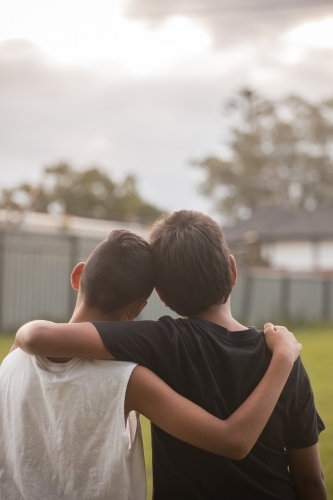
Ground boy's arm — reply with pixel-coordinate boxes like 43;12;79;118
15;320;295;362
15;320;114;359
17;320;304;458
126;329;300;460
287;445;327;500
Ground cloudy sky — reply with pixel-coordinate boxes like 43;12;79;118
1;0;333;217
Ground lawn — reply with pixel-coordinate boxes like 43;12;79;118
1;326;332;499
294;326;333;491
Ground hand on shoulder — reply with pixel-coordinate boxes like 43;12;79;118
263;323;302;364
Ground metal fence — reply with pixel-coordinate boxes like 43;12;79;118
0;229;332;332
230;268;333;326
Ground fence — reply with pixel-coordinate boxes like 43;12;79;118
230;268;333;326
0;229;332;332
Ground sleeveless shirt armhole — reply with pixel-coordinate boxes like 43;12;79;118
118;362;139;450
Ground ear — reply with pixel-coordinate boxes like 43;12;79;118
125;298;148;321
155;288;169;307
71;262;85;291
229;255;237;286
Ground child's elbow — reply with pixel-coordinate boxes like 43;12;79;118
231;448;249;461
16;321;48;354
21;330;41;354
225;442;250;461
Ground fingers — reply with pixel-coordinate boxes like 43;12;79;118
263;322;302;362
264;323;282;333
264;323;288;332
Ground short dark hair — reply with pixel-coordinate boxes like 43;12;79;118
80;230;154;313
150;210;233;316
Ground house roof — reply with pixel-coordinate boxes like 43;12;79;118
0;210;151;240
223;206;333;245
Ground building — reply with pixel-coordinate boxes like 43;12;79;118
224;206;333;273
0;209;151;240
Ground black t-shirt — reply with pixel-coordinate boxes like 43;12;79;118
93;316;324;500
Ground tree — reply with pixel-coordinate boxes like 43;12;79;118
0;163;163;223
196;89;333;221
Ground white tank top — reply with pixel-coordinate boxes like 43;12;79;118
0;349;146;500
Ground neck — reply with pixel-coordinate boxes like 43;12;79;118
69;302;125;323
195;298;247;331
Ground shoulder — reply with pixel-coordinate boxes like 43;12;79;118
0;349;37;390
1;348;32;369
289;358;311;389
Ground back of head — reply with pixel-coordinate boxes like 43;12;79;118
80;230;154;313
150;210;233;316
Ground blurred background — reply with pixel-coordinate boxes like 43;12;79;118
1;0;333;493
1;0;333;216
1;0;333;328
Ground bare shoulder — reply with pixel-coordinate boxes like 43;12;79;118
126;365;163;397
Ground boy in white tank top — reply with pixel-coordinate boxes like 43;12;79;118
2;230;302;499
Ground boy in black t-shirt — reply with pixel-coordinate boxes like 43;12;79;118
6;229;303;498
15;211;326;499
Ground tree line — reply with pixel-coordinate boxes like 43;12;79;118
196;89;333;221
1;89;333;223
0;163;163;223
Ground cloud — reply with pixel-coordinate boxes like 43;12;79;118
1;1;333;216
0;40;221;213
124;0;333;49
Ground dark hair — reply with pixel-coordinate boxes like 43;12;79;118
80;230;154;313
150;210;233;316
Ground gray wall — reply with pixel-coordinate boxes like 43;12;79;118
0;229;332;332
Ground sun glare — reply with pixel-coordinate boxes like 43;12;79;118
0;0;211;75
286;17;333;50
109;17;212;75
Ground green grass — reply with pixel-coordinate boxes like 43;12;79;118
140;416;152;499
1;327;332;498
293;326;333;492
0;335;15;360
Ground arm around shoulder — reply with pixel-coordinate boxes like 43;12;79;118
125;365;248;460
287;444;327;500
15;320;114;359
126;325;302;459
126;351;295;461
